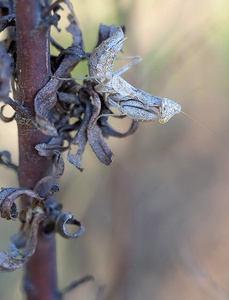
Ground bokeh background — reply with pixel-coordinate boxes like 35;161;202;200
1;0;229;299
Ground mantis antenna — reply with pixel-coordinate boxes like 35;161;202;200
180;110;216;134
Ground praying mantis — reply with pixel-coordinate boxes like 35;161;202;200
88;27;181;124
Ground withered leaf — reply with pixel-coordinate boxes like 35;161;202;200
0;13;15;33
0;188;43;220
66;13;84;48
55;212;85;239
57;91;80;105
87;89;113;165
35;115;58;137
67;94;93;171
0;150;11;164
34;176;58;198
88;124;113;165
0;213;45;272
101;119;139;138
34;46;86;136
0;150;18;172
0;42;12;102
0;104;15;122
35;138;65;178
54;150;65;178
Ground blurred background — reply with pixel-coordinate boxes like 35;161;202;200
1;0;229;299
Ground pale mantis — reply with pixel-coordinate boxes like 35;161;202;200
88;27;181;124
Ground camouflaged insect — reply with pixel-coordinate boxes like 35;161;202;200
88;27;181;123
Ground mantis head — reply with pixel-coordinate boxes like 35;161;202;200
159;98;181;124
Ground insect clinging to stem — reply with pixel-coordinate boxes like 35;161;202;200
54;26;213;133
87;26;181;124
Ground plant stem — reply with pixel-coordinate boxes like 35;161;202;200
15;0;58;299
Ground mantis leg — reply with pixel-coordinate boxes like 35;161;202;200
108;97;158;122
114;56;142;76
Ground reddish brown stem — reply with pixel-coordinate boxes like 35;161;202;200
15;0;58;299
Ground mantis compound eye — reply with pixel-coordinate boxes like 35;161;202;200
159;98;181;124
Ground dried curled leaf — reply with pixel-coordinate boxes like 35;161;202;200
67;94;93;171
66;12;84;48
0;13;15;33
0;150;18;172
34;14;85;136
101;119;139;138
55;212;85;239
35;137;65;178
0;213;45;272
88;124;113;165
34;46;86;136
0;42;12;102
0;187;43;220
34;176;57;197
0;104;15;122
32;22;140;172
87;89;113;165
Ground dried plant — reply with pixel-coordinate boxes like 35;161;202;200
0;0;137;298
